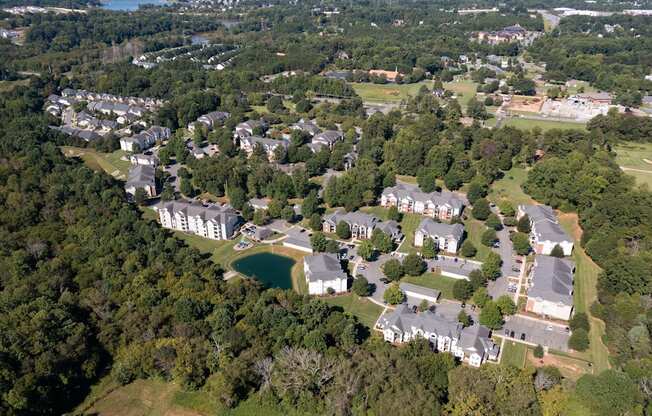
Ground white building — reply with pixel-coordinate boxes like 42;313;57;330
239;136;289;161
377;304;499;367
125;165;157;198
517;205;574;256
304;253;348;295
381;182;466;221
526;255;575;321
156;200;239;240
414;218;464;254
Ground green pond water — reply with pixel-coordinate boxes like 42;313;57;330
232;252;295;289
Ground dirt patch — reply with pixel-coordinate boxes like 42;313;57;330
643;158;652;165
557;212;582;241
527;350;590;379
507;95;544;113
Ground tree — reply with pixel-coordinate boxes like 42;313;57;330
383;284;406;305
281;206;295;222
241;203;254;221
453;280;474;301
418;299;429;312
473;287;491;308
496;295;516;315
180;177;194;197
568;328;589;351
253;209;269;226
403;253;426;276
160;183;175;201
421;237;437;259
134;188;147;205
482;252;502;280
533;345;544;359
460;240;477;258
485;213;502;231
310;231;329;252
467;98;488;120
510;232;530;255
479;301;503;329
371;229;393;253
382;258;404;281
336;221;351;239
472;198;491;220
358;240;374;261
352;276;371;297
309;213;322;231
550;244;564;258
517;215;531;233
575;370;642;416
534;366;562;391
481;228;498;247
458;310;472;327
302;191;319;218
569;312;590;332
387;205;401;221
498;201;515;217
469;269;486;290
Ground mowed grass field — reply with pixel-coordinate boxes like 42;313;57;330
323;293;384;329
614;142;652;188
401;273;458;300
61;146;131;179
499;339;528;368
500;117;587;132
351;80;434;102
488;167;535;207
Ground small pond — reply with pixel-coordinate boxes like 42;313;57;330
232;252;295;289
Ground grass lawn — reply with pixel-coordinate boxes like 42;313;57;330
359;206;422;254
401;273;457;300
500;339;528;368
462;218;492;261
444;79;478;109
558;214;611;373
61;146;131;179
350;80;434;103
323;293;384;328
488;166;535;207
614;142;652;188
501;117;587;132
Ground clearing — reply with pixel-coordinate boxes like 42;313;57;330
323;293;384;329
528;349;594;380
462;218;492;261
488;167;535;206
500;117;587;132
444;79;479;108
614;142;652;188
499;338;528;368
401;273;457;300
351;80;434;103
61;146;131;179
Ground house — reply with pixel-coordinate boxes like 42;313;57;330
322;210;380;240
156;200;239;240
380;182;466;221
283;228;313;253
239;136;289;161
188;111;230;132
249;198;270;211
311;130;343;150
399;282;440;305
517;205;574;255
369;69;403;82
377;304;499;367
304;253;348;295
253;227;273;241
290;119;321;137
125;165;157;198
571;92;612;105
323;70;352;81
414;218;464;254
50;125;102;142
130;153;159;167
120;126;170;152
343;152;357;170
526;255;575;321
376;220;404;242
475;24;537;45
235;119;268;138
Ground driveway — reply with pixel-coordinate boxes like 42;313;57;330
501;315;570;351
356;253;396;305
487;205;520;299
163;163;181;192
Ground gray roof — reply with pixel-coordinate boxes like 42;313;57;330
520;204;556;223
198;111;230;125
417;218;464;241
242;136;289;149
400;282;441;301
379;304;463;339
642;95;652;105
284;228;313;250
323;209;379;228
157;200;238;225
304;253;346;282
576;92;612;101
458;324;498;356
382;182;466;210
529;255;575;306
50;125;102;142
291;120;321;135
376;220;402;239
312;130;343;145
520;204;571;243
126;165;156;187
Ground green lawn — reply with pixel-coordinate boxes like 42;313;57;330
488;167;535;206
359;206;422;254
351;80;434;103
401;273;457;300
61;146;131;179
500;339;528;368
558;215;611;373
501;117;587;132
614;142;652;188
323;293;384;329
462;218;492;261
444;79;478;109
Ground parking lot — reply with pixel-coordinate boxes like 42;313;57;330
502;315;570;351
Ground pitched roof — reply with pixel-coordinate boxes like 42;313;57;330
323;209;379;228
382;182;466;210
529;255;575;305
417;218;464;241
312;130;343;145
157;200;238;225
126;165;156;188
399;282;441;301
304;253;347;282
519;204;572;243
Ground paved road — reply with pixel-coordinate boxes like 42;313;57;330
502;314;570;351
487;205;519;299
356;253;396;305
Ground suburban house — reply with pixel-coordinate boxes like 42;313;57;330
304;253;348;295
61;88;164;109
188;111;230;132
239;136;289;161
323;210;403;241
311;130;343;150
120;126;171;152
234;119;268;138
129;153;159;167
517;204;574;255
380;182;466;221
414;218;465;254
474;24;539;45
87;100;146;118
377;304;499;367
51;125;102;142
156;200;239;240
249;198;270;211
290;119;321;136
526;255;575;321
125;165;157;198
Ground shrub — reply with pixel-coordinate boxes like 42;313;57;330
352;277;371;297
460;240;477;257
533;345;544;359
568;328;590;351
